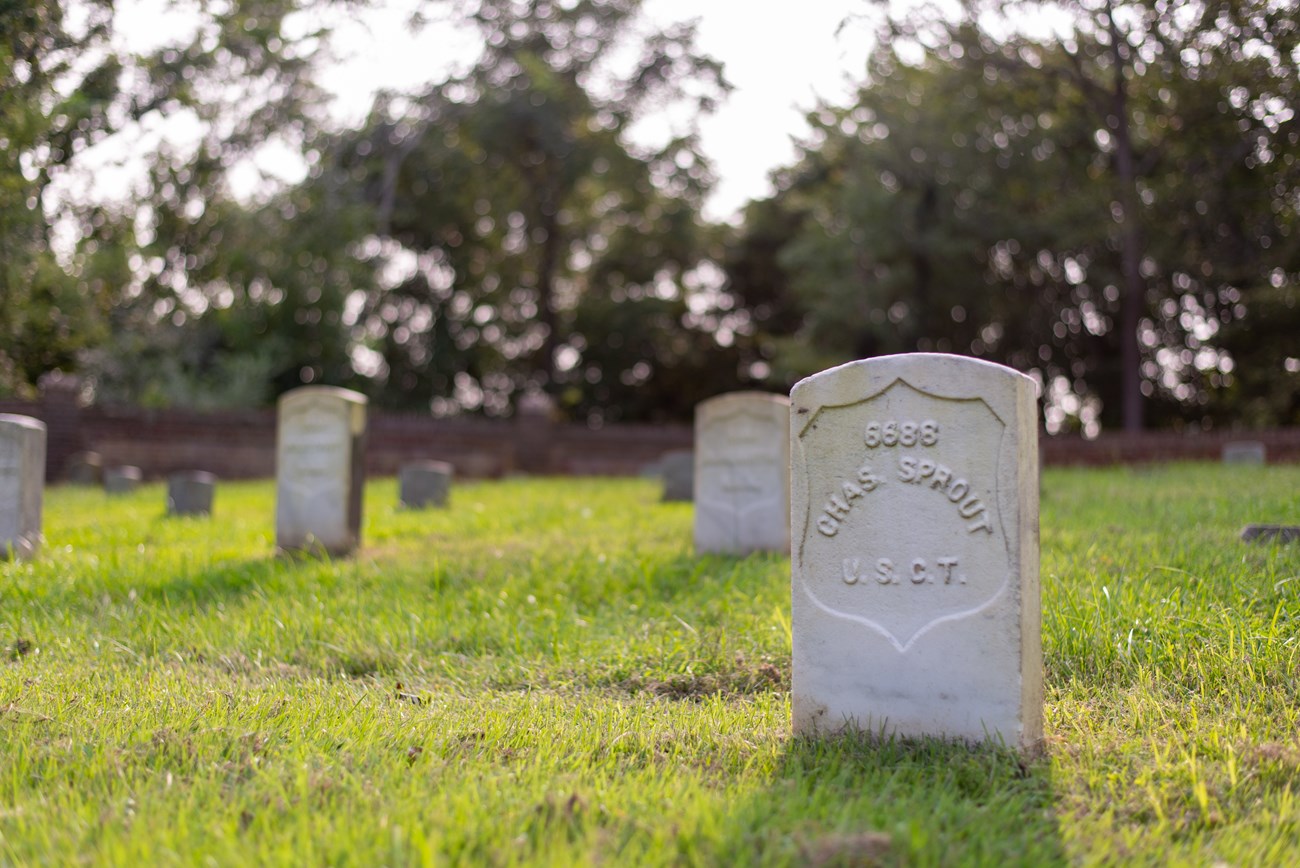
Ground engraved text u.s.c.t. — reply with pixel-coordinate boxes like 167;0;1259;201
795;378;1013;653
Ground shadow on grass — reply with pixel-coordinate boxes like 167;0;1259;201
139;553;303;612
626;550;788;604
719;732;1063;866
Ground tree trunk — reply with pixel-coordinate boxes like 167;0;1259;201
1107;1;1146;432
535;212;562;388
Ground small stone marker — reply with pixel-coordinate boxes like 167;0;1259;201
275;386;367;555
1222;441;1266;465
660;450;694;502
695;392;790;555
0;415;46;560
1240;525;1300;544
63;451;103;485
168;471;216;517
399;460;452;509
790;354;1042;750
104;465;142;494
639;456;664;478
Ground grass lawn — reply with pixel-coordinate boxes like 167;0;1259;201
2;464;1299;865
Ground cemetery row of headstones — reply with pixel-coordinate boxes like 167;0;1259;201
655;360;1041;748
2;356;1295;752
1;387;455;561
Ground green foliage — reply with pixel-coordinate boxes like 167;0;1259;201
314;0;740;419
4;0;1296;430
0;0;363;403
2;468;1300;863
76;0;368;403
0;0;116;395
729;0;1300;430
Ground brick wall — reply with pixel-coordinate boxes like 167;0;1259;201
5;381;1299;481
1040;429;1300;465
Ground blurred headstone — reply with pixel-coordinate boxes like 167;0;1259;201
694;392;790;555
660;450;694;502
275;386;367;555
168;470;216;517
514;391;557;474
0;415;46;560
63;451;103;486
399;460;453;509
1240;525;1299;544
104;465;142;494
1222;441;1266;465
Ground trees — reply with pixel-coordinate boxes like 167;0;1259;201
727;0;1299;430
0;1;117;395
1;0;362;403
315;0;739;419
4;0;748;420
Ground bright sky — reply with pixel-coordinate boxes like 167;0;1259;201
288;0;876;222
88;1;876;224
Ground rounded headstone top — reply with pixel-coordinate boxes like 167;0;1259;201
0;414;46;432
696;391;791;414
792;353;1040;405
402;460;454;473
278;385;369;408
170;470;218;484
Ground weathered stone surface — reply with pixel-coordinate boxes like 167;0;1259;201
1240;524;1299;544
1222;441;1266;465
104;465;142;494
660;450;694;502
0;415;45;560
639;456;664;478
275;386;367;555
790;353;1042;751
399;460;452;509
694;392;790;555
168;471;217;517
63;451;103;485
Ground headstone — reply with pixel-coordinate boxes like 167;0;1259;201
694;392;790;555
660;450;694;502
168;470;216;517
514;391;557;474
275;386;367;555
0;415;45;560
63;451;103;485
1240;525;1300;544
790;354;1042;751
1222;441;1266;465
104;465;142;494
399;460;452;509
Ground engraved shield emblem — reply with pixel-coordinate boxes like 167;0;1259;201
795;379;1013;652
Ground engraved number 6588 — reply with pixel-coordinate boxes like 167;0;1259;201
865;419;939;448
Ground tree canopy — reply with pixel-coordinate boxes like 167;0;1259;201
313;0;739;420
3;0;1296;430
726;0;1299;432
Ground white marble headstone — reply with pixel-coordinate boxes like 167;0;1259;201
1222;441;1266;465
275;387;368;555
790;354;1041;750
694;392;790;555
0;415;46;560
